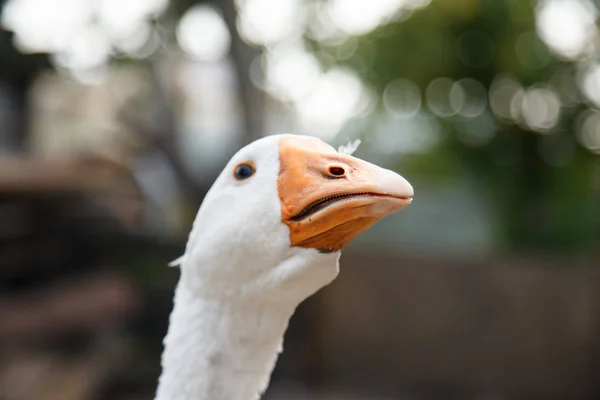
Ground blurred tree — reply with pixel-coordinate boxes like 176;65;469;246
169;0;265;142
2;0;599;254
0;0;262;207
315;0;600;254
0;28;49;150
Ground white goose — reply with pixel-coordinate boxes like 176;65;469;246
155;134;413;400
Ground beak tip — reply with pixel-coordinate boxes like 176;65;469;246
397;175;414;199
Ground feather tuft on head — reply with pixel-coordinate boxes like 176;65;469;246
337;139;361;155
168;255;185;267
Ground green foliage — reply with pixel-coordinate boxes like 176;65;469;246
322;0;600;253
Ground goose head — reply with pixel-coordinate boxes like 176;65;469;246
180;134;413;304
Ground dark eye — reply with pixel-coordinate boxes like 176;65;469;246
328;166;346;177
233;162;256;181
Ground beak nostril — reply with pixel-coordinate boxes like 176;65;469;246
328;166;346;177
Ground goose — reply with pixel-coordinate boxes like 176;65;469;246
155;134;413;400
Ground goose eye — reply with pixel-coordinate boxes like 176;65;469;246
234;162;256;181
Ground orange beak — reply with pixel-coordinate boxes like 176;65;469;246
278;136;413;252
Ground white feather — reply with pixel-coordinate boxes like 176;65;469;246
337;138;361;155
168;255;185;267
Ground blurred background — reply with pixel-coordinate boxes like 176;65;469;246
0;0;599;399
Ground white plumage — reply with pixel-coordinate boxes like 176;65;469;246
155;134;413;400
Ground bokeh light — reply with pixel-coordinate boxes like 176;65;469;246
536;0;598;60
327;0;404;36
236;0;303;45
426;77;457;118
489;75;523;122
520;86;561;132
382;78;422;118
295;67;368;139
264;44;321;102
577;110;600;153
327;0;430;36
453;78;487;118
1;0;167;79
177;5;231;63
579;62;600;108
